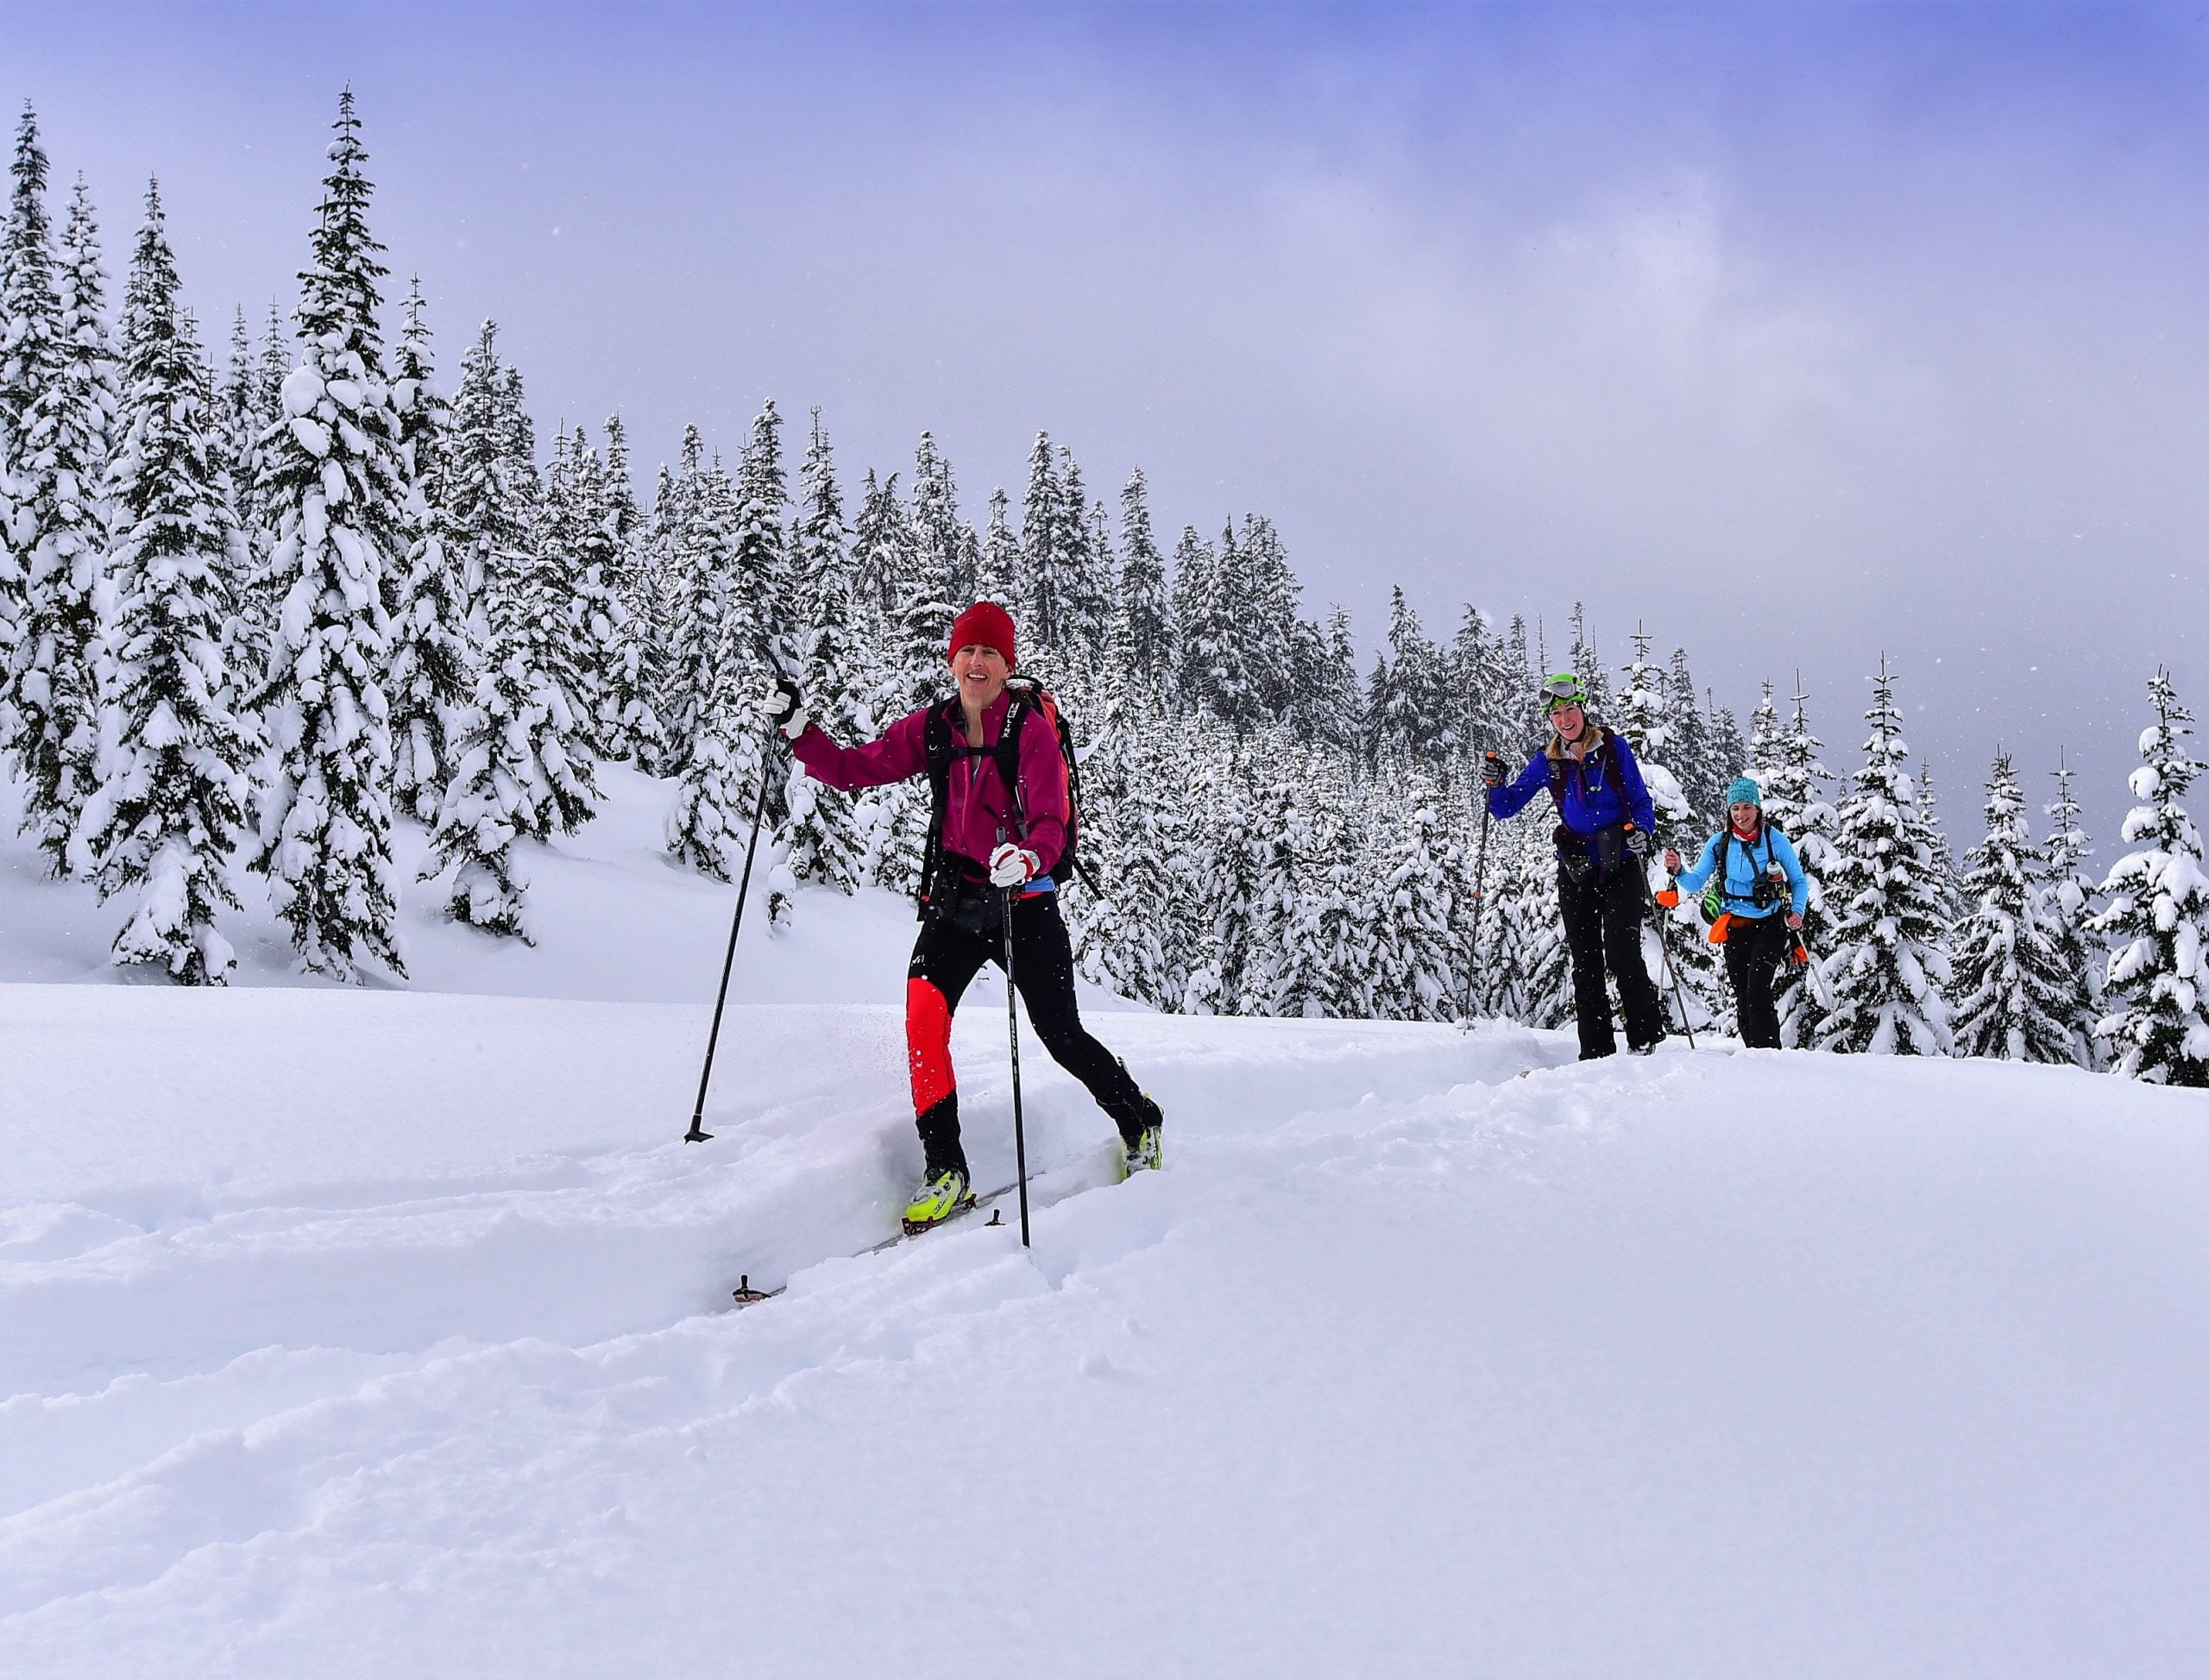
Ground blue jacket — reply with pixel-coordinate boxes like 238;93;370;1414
1487;727;1658;855
1675;822;1809;920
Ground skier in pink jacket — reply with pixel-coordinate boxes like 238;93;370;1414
775;601;1163;1230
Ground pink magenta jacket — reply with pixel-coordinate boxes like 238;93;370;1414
789;689;1068;878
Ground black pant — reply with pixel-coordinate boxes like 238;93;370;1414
905;887;1156;1177
1557;862;1666;1058
1723;912;1790;1050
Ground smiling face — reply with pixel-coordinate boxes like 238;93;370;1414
1549;701;1587;741
952;643;1010;713
1730;801;1760;833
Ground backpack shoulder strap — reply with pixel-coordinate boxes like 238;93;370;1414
994;689;1035;836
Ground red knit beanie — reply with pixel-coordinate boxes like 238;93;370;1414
947;601;1016;668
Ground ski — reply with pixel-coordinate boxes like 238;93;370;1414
728;1180;1020;1309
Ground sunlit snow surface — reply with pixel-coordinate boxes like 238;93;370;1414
0;771;2205;1677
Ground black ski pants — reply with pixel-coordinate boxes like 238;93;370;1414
1723;911;1791;1050
905;886;1156;1178
1557;861;1667;1058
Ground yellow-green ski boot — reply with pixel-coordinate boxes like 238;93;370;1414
902;1166;972;1236
1121;1122;1164;1180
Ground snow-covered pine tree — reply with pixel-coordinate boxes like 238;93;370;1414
1018;431;1064;653
1114;467;1171;691
214;299;275;690
545;425;628;762
594;413;667;770
385;279;475;824
859;469;954;897
664;479;771;882
1180;732;1262;1015
777;407;868;900
0;103;68;742
1193;521;1260;731
732;398;790;651
419;552;582;943
1948;751;2079;1063
977;485;1018;611
1565;601;1613;718
1169;525;1214;708
10;166;116;873
74;181;259;983
1745;682;1781;786
2039;752;2103;1067
248;91;408;982
1916;758;1965;925
1240;739;1323;1017
2092;670;2209;1085
1070;720;1183;1010
1366;783;1459;1021
1816;655;1953;1056
1759;676;1840;1048
910;431;966;613
1665;648;1724;821
653;424;717;772
1052;446;1110;664
1368;586;1442;769
1307;606;1363;758
849;464;909;632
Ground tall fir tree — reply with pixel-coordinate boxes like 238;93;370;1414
665;472;771;881
0;103;66;739
654;423;717;771
909;431;966;610
2092;671;2209;1085
1948;752;2080;1063
385;279;475;824
74;182;258;983
1113;466;1172;689
11;166;116;873
1816;656;1953;1055
1760;676;1840;1048
1018;431;1064;652
594;413;667;769
2039;752;2103;1067
249;91;408;981
777;407;868;900
977;484;1019;611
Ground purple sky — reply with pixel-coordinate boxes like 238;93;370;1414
8;1;2206;843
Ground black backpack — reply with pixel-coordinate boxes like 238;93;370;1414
916;679;1095;917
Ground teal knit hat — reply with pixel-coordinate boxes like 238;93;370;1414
1725;777;1762;808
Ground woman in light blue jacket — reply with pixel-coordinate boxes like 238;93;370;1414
1663;777;1809;1050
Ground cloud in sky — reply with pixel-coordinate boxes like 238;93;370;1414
5;0;2206;834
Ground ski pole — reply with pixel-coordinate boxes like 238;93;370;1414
1458;756;1497;1022
682;740;777;1144
996;828;1033;1249
1637;840;1696;1050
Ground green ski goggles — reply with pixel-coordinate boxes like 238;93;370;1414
1539;673;1587;713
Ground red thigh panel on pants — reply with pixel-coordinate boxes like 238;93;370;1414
906;977;956;1116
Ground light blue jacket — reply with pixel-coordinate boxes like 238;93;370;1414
1674;823;1809;920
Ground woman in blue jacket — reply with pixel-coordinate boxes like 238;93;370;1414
1484;673;1667;1060
1663;777;1809;1050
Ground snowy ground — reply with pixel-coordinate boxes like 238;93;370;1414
2;771;2206;1677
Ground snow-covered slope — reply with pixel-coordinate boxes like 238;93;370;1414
1;774;2205;1677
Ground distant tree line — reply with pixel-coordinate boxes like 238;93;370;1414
1;95;2201;1086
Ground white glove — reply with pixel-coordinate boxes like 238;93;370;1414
988;842;1041;889
768;671;808;740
